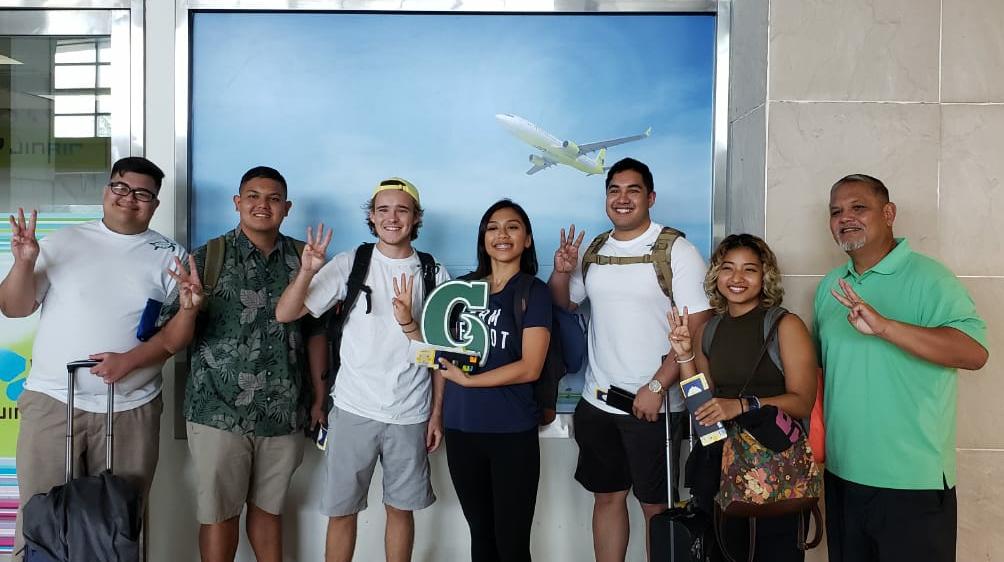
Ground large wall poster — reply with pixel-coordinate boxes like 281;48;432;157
190;11;717;415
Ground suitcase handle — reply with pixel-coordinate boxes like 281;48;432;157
65;360;114;483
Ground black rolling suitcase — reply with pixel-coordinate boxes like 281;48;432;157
649;394;709;561
22;360;143;562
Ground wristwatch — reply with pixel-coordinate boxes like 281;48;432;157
647;378;665;395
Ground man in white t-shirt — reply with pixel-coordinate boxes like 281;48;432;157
0;157;185;560
276;177;449;562
549;158;712;562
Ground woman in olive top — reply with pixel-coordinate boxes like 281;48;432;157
668;233;817;562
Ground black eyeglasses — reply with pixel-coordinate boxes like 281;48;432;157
108;181;157;203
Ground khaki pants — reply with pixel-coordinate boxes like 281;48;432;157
13;390;162;560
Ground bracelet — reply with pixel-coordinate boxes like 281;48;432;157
402;325;419;334
742;395;761;411
738;398;746;414
675;354;696;364
397;319;415;327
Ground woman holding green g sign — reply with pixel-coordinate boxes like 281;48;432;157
438;199;552;562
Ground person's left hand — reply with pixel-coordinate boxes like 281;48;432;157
426;412;443;453
167;255;204;310
309;399;326;431
831;278;890;336
88;352;133;384
694;397;743;426
437;358;472;386
633;385;662;422
392;273;416;328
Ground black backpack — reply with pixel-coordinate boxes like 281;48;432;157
456;272;586;425
324;243;439;409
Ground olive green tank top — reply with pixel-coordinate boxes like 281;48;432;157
707;307;786;399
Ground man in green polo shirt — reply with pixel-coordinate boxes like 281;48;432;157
813;174;988;562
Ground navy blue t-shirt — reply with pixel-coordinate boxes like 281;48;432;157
443;274;553;433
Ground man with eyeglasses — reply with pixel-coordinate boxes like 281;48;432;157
0;156;185;561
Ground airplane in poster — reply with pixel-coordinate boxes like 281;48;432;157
495;113;652;176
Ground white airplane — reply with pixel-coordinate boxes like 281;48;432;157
495;113;652;175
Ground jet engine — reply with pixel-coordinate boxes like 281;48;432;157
529;154;548;166
561;140;581;156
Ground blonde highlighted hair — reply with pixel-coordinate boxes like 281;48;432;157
704;233;784;314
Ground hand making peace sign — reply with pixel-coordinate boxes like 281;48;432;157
302;223;332;274
554;224;585;274
167;255;204;310
8;208;39;265
831;278;890;336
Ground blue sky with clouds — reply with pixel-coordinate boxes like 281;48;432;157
191;12;715;275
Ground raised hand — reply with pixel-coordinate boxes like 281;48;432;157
392;273;416;327
553;224;585;274
8;208;39;265
667;305;693;357
831;278;889;336
167;255;204;310
301;223;332;274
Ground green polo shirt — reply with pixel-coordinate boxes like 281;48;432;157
813;239;987;489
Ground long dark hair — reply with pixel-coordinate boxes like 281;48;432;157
469;199;539;279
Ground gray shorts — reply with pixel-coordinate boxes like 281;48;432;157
322;407;435;517
187;422;305;524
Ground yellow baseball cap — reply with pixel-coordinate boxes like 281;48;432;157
372;177;420;205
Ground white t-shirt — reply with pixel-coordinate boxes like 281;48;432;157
304;245;450;425
25;220;186;413
569;222;710;414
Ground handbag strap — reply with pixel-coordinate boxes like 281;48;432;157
716;504;823;561
793;503;824;550
715;504;756;562
737;311;786;397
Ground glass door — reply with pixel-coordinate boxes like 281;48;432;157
0;9;133;557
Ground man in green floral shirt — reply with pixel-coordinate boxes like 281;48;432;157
155;166;326;562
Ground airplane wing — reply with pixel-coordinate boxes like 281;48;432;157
577;127;653;155
526;155;558;175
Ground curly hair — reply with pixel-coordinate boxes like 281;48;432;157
704;233;784;314
362;195;424;241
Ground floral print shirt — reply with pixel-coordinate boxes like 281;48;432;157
159;228;322;436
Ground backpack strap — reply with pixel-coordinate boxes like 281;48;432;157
292;239;306;261
344;243;375;315
700;313;724;359
203;235;227;292
650;227;683;305
580;230;612;280
763;306;789;375
509;273;534;358
416;250;438;301
581;227;684;304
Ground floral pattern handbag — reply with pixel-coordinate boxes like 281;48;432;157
715;422;822;518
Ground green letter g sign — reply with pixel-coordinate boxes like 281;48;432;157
421;280;490;364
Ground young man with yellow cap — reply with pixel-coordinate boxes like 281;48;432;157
276;177;449;562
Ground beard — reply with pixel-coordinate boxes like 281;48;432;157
838;236;866;252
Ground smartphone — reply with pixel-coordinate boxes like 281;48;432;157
315;424;329;451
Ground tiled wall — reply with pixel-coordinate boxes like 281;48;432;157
729;1;1003;560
